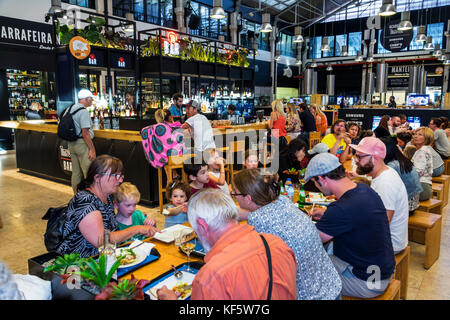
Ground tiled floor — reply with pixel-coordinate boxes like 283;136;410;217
0;153;449;299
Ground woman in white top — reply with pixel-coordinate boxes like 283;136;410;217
411;127;434;201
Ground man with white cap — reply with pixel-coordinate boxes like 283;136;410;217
182;100;216;153
305;153;395;298
350;136;409;255
65;89;96;193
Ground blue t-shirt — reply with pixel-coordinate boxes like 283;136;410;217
316;183;395;281
163;204;188;228
169;104;183;117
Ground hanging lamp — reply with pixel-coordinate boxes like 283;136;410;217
260;13;272;33
379;0;396;17
210;0;226;19
398;11;412;31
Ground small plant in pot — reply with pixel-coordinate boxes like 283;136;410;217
43;253;88;278
95;274;150;300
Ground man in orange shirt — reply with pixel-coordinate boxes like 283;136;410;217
157;188;297;300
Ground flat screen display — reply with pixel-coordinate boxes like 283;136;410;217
372;116;382;131
407;94;429;106
407;116;421;130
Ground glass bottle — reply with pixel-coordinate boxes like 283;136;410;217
101;229;117;280
298;182;306;208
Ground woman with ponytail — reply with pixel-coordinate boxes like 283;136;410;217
57;155;158;258
231;169;342;300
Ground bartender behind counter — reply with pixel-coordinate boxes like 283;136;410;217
388;96;397;108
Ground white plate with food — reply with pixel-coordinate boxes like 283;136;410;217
153;224;193;243
115;247;146;268
147;271;196;300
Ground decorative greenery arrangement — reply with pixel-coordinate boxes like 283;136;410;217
141;36;250;67
57;17;131;50
76;254;123;289
43;253;88;275
95;274;150;300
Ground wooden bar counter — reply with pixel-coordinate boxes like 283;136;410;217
0;120;269;206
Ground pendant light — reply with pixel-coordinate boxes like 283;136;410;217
121;12;134;32
310;59;318;68
433;44;442;57
438;53;446;61
210;0;226;19
367;54;375;63
260;13;272;33
295;58;302;65
321;37;330;51
398;11;412;31
326;64;333;71
379;0;396;17
424;36;434;50
293;26;304;43
355;50;363;62
274;50;281;61
415;26;427;42
341;45;348;56
444;56;450;65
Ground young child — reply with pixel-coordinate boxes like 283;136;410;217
113;182;156;241
205;149;230;195
162;180;191;228
183;159;219;195
243;149;259;169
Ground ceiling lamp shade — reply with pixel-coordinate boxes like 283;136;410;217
310;59;318;68
48;0;63;14
295;58;302;65
438;53;446;61
444;56;450;65
260;13;272;33
398;11;412;31
415;26;427;42
367;55;375;63
326;64;333;71
210;0;226;19
341;45;348;56
293;26;304;43
274;50;281;61
379;0;396;17
424;36;434;50
321;37;330;51
355;50;363;62
121;12;134;32
433;44;442;57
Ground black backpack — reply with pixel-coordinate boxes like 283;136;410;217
57;105;84;141
42;206;75;252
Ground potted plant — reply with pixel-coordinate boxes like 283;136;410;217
95;274;150;300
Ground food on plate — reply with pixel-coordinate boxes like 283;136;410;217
283;168;299;175
301;204;326;215
117;248;137;265
172;282;192;299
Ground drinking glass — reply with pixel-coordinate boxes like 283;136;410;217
173;230;182;248
180;233;196;272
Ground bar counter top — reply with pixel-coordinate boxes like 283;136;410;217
0;120;269;142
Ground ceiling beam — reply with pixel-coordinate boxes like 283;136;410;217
304;0;359;29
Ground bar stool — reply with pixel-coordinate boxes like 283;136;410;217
225;140;245;185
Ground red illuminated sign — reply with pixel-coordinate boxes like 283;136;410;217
167;31;178;44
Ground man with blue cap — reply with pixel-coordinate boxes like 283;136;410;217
305;153;395;299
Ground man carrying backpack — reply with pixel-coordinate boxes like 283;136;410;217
65;89;96;194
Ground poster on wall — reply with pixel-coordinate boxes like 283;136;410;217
380;20;413;52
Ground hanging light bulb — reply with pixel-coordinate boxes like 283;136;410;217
379;0;396;17
397;11;412;31
355;50;363;62
260;13;272;33
253;42;258;56
293;26;304;43
121;12;134;32
341;45;348;57
326;64;333;71
366;54;375;63
310;59;318;68
210;0;226;19
438;53;446;61
415;26;427;42
274;50;281;61
433;44;442;57
424;36;434;50
444;56;450;65
320;37;330;51
295;58;302;65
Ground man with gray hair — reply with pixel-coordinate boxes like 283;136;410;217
157;188;297;300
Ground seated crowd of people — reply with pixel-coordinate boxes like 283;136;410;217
47;97;450;300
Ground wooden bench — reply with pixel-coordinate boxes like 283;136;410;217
432;183;444;202
408;210;442;269
342;279;401;300
444;159;450;175
432;174;449;208
418;198;443;215
394;246;410;300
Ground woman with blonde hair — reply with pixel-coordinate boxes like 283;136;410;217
268;99;287;151
311;104;328;135
410;127;443;201
285;103;301;139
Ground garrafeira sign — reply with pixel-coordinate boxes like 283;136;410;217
380;19;413;52
0;15;53;50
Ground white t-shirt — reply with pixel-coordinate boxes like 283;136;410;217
371;166;409;253
186;114;216;152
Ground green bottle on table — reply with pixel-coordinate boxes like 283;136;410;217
298;183;306;208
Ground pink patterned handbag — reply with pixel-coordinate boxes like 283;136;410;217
141;121;185;169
